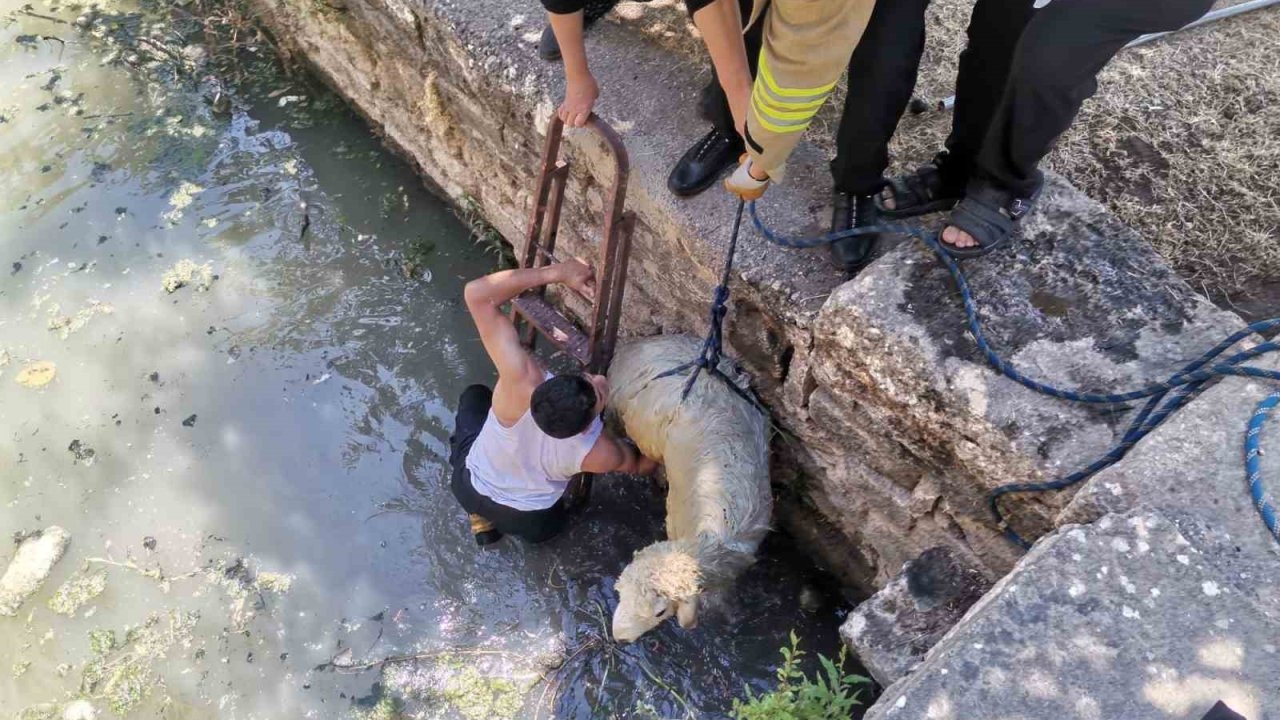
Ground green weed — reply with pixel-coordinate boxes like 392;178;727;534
731;632;871;720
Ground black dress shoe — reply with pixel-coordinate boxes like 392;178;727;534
538;0;620;62
538;25;562;62
829;191;880;274
668;127;743;198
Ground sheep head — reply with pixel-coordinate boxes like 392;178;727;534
612;539;702;643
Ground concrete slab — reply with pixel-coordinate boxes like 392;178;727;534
866;511;1279;720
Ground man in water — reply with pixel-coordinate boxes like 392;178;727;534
451;258;658;545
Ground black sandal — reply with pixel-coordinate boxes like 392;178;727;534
940;176;1043;259
875;152;965;219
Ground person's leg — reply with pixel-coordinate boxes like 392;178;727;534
497;499;571;544
829;0;929;198
827;0;930;273
448;385;504;545
940;0;1213;255
668;0;761;197
942;0;1038;182
974;0;1213;198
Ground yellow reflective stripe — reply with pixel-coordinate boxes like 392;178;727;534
758;51;839;99
752;108;810;134
757;80;829;108
753;84;826;121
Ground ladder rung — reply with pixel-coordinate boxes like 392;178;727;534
512;294;591;365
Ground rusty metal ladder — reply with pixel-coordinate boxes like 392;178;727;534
510;114;635;506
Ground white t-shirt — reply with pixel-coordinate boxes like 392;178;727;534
465;403;604;511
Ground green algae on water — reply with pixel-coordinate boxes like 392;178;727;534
89;628;118;656
48;569;108;616
438;659;525;720
81;610;199;715
255;571;294;594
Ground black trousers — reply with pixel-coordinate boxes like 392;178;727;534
831;0;1035;196
974;0;1212;196
448;385;569;543
831;0;1213;198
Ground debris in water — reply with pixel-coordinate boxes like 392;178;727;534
48;299;114;339
68;439;96;464
48;568;108;616
0;526;72;616
13;660;32;678
182;414;197;427
11;261;20;274
161;181;204;223
161;259;215;293
143;536;157;551
148;371;160;383
256;571;294;594
80;610;198;715
332;647;355;668
15;360;57;388
210;558;293;631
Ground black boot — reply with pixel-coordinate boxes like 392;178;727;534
829;192;880;274
538;0;620;62
667;127;743;198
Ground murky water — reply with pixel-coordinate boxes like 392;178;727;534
0;2;851;718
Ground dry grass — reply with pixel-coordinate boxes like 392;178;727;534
612;1;1280;314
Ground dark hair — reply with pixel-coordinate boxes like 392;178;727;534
530;374;598;439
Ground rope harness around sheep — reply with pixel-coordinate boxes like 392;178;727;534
658;199;1280;550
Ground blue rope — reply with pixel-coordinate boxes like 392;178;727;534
741;198;1280;548
654;199;767;415
1246;391;1280;542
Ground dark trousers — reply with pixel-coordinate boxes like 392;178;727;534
831;0;1212;198
448;385;568;543
975;0;1212;196
831;0;1035;196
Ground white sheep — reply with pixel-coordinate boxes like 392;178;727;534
605;334;772;642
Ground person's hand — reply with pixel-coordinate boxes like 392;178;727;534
558;73;598;128
557;257;596;300
724;154;770;200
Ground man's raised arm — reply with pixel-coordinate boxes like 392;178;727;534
463;260;596;384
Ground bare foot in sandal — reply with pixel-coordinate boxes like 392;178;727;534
941;225;979;250
874;152;965;220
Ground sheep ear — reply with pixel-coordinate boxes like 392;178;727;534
676;596;699;629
